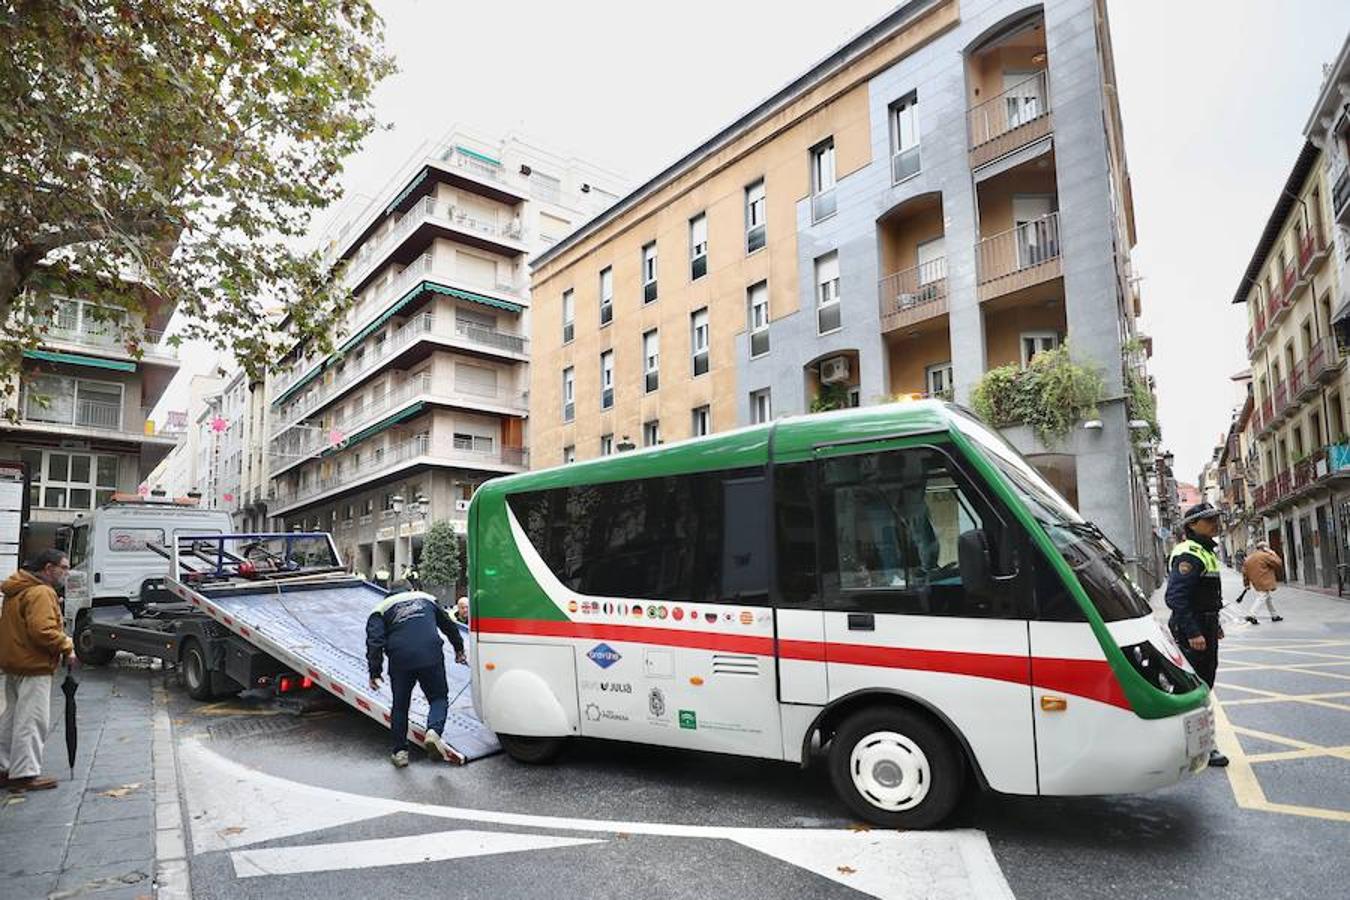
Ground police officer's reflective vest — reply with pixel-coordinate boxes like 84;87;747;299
1169;538;1222;613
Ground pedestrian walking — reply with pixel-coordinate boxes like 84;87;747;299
1241;541;1285;624
366;581;467;767
1165;503;1229;768
0;550;76;792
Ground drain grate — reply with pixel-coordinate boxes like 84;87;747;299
206;715;306;742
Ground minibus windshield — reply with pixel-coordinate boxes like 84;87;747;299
951;410;1153;621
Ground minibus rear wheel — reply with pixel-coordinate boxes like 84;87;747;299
829;707;964;828
498;734;564;764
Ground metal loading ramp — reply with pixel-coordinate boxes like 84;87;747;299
180;577;499;761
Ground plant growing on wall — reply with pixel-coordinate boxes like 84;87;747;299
1126;370;1161;444
971;344;1103;444
420;521;460;592
810;381;851;413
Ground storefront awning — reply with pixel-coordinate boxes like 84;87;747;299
322;402;426;456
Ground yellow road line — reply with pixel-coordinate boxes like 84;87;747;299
1246;745;1350;764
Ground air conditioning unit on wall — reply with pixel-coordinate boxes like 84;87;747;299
455;499;471;512
820;356;851;385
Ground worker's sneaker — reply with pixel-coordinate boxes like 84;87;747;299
424;730;465;765
390;750;410;768
6;776;58;792
1208;750;1229;768
1272;616;1284;622
1245;616;1260;625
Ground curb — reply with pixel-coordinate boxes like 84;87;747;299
151;684;191;900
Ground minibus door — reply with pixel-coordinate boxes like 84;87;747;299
776;608;828;704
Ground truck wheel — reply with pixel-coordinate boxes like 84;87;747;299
498;734;564;764
74;616;116;666
181;640;215;701
828;707;965;829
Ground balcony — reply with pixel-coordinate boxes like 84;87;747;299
1266;281;1288;328
1333;169;1350;226
1251;307;1268;350
1288;360;1307;403
1298;223;1329;277
1306;336;1343;385
976;212;1061;301
967;70;1051;168
878;257;948;333
1259;395;1275;435
1273;379;1290;422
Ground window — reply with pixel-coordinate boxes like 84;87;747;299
745;180;766;253
643;329;660;393
814;446;1021;617
815;252;841;334
563;445;576;464
690;213;708;280
691;308;710;376
1020;332;1060;366
600;434;614;456
600;350;614;409
506;468;768;604
926;362;953;399
109;528;164;552
562;367;575;422
455;362;498;397
750;389;772;424
23;375;124;430
747;282;770;357
643;420;660;447
454;432;495;453
692;405;711;437
890;93;920;182
599;267;613;325
27;450;118;510
810;139;837;222
562;289;575;344
642;242;658;303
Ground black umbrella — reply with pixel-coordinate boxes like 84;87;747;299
60;664;79;778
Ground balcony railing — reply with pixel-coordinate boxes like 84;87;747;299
976;212;1061;284
1273;379;1289;420
1288;360;1306;401
1260;396;1274;432
20;393;124;431
1333;169;1350;224
270;374;433;468
1306;336;1342;384
878;257;948;329
811;188;837;223
967;70;1050;148
1299;222;1327;273
39;320;176;359
453;319;527;355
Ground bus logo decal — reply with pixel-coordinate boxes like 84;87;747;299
649;688;666;718
587;643;622;669
678;709;697;730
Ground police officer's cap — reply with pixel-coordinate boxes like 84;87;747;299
1180;502;1221;527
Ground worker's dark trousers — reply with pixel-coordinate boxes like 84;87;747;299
1176;612;1221;688
388;662;449;753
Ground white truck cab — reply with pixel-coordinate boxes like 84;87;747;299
61;496;233;660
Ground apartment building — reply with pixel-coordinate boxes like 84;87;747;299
1214;384;1257;564
267;127;624;577
1237;141;1346;589
529;0;1162;586
145;372;225;499
0;291;180;553
1307;33;1350;340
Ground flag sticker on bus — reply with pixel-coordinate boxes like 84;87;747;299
587;643;622;669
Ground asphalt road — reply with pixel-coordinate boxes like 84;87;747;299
163;571;1349;900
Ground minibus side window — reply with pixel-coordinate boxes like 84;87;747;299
774;462;818;605
816;446;1023;618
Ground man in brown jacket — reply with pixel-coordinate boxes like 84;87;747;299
0;549;75;792
1241;541;1285;625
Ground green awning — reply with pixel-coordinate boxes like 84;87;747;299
23;349;136;373
273;280;523;407
322;402;426;456
454;145;501;166
384;167;431;215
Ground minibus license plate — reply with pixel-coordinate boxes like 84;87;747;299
1185;709;1215;757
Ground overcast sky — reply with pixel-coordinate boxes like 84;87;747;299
160;0;1350;486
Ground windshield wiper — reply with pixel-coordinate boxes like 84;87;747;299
1038;519;1126;562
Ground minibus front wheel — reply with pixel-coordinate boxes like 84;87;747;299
498;733;565;765
829;707;964;828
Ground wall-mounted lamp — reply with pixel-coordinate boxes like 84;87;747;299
1083;419;1103;430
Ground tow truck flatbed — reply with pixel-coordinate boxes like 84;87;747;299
154;533;498;761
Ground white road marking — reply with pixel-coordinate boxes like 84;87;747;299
231;829;604;878
180;740;1013;899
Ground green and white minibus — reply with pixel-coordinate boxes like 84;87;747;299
467;401;1213;827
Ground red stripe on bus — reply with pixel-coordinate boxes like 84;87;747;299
477;618;1129;710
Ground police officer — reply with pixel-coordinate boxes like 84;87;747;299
1165;502;1228;768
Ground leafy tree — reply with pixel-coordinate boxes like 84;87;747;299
0;0;395;405
420;520;460;589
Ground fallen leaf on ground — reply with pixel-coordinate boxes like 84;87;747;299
219;825;246;836
837;866;857;875
98;783;143;798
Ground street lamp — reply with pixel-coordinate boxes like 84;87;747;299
390;491;430;583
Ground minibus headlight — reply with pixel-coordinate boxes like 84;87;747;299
1122;641;1200;695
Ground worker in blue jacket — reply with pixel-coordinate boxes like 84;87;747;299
1165;502;1228;768
366;582;467;767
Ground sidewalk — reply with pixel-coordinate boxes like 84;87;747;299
0;661;160;900
1151;566;1350;631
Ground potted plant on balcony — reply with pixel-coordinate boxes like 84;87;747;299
971;344;1104;444
419;520;461;609
810;381;851;414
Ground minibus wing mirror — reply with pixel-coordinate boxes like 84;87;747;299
958;528;994;596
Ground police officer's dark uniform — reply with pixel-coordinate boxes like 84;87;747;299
1165;502;1228;767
